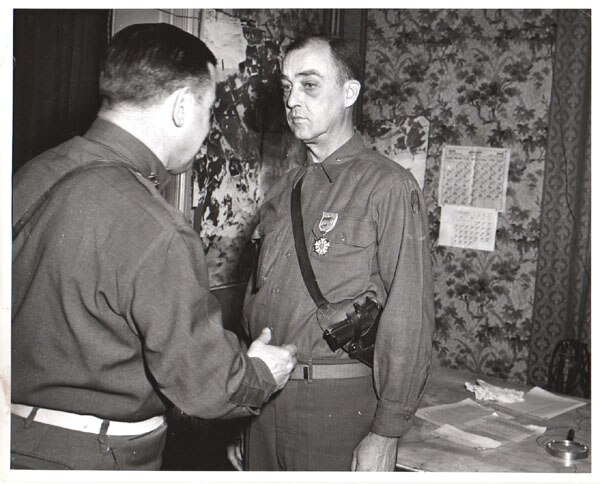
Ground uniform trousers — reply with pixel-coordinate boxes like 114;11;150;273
11;413;167;470
244;375;377;471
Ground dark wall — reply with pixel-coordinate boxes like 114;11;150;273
12;9;110;173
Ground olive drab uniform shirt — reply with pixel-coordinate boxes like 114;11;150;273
243;133;435;437
12;119;277;422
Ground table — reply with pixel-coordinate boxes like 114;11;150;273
396;366;591;472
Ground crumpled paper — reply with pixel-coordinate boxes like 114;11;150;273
465;379;524;403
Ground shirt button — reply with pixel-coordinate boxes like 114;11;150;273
285;250;291;257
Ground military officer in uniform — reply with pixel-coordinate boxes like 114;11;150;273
228;35;434;471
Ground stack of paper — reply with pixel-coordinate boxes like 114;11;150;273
493;387;588;419
415;399;545;450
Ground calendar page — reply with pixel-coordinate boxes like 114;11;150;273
439;145;510;212
438;205;498;252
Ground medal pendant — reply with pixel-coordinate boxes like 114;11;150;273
314;236;331;255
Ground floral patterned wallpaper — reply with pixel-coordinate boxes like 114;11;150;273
194;9;558;385
363;9;556;383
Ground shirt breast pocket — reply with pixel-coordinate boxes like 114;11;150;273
309;217;376;302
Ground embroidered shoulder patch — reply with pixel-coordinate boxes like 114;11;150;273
410;189;420;214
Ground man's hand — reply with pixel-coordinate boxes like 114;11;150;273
247;327;297;391
226;432;244;471
350;432;398;471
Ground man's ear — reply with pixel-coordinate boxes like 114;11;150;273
343;80;361;108
171;88;190;128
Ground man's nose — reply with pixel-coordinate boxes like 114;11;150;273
286;85;301;109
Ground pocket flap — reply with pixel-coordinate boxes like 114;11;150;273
312;217;376;248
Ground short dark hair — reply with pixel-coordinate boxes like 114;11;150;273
99;23;217;108
285;35;362;84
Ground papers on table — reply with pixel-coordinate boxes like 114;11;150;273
416;398;546;450
415;387;588;451
492;386;588;419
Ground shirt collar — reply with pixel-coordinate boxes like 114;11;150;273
84;118;170;190
294;132;365;186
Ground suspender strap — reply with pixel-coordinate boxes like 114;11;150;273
290;176;329;309
13;160;146;241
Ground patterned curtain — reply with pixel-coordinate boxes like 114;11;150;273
528;10;591;397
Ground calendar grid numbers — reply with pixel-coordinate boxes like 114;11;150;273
439;205;498;252
439;145;510;212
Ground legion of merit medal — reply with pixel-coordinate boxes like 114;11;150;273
314;237;330;255
313;212;338;255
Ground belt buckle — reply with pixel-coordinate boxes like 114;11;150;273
302;359;313;383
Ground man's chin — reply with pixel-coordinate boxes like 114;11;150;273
290;128;315;143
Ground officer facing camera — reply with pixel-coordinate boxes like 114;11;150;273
229;35;435;472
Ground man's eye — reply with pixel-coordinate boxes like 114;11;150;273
304;82;316;90
281;84;291;93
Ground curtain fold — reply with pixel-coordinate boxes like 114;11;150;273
528;9;591;397
12;10;109;173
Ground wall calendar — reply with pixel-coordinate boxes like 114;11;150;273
438;145;510;252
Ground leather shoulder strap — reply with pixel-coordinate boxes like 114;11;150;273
13;159;146;240
290;176;329;308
